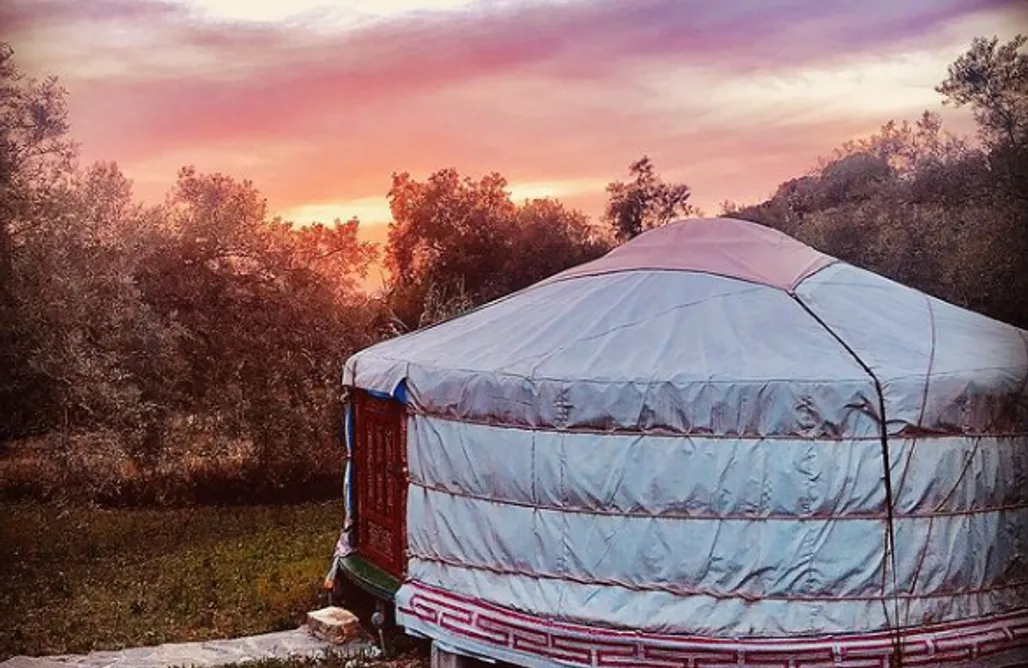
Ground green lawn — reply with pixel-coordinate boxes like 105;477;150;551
0;500;343;660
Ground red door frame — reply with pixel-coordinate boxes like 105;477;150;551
351;389;408;580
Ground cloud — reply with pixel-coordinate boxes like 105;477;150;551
3;0;1021;218
12;0;1011;81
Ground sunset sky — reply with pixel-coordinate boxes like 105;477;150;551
5;0;1026;252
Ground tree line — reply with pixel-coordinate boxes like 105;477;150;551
0;36;1023;503
727;36;1028;329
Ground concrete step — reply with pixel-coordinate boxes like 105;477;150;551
305;606;362;645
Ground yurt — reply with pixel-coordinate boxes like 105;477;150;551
328;218;1028;667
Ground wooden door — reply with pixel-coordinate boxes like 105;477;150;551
352;389;408;580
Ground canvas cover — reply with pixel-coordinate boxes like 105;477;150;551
337;218;1028;666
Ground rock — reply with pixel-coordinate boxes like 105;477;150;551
306;606;361;645
9;628;372;668
45;628;370;667
0;659;75;668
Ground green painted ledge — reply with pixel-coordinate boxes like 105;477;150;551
337;553;401;600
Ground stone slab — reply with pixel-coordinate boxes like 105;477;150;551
0;659;76;668
41;627;375;668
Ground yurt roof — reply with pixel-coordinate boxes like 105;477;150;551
540;216;834;291
344;217;1028;439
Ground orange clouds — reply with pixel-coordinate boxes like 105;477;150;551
4;0;1025;226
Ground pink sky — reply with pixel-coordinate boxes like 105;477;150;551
5;0;1026;251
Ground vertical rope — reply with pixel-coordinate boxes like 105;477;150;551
791;295;904;667
894;296;936;630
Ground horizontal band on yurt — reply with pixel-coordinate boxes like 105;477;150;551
403;402;1028;440
338;379;1028;440
344;358;1028;440
407;415;1028;518
405;486;1028;600
406;478;1028;522
403;557;1028;634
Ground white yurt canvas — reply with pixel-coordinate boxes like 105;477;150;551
336;218;1028;667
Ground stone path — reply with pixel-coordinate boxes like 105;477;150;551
0;628;377;668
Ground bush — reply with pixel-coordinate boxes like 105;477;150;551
0;427;343;506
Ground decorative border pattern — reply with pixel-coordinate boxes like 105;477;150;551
397;582;1028;667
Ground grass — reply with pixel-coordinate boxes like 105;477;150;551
0;500;345;660
202;652;427;667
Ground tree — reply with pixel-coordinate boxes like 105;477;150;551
0;43;76;285
507;197;611;289
131;168;379;470
936;35;1028;325
937;35;1028;147
938;35;1028;212
386;169;517;303
263;216;378;304
384;169;609;328
13;163;170;444
603;156;695;242
0;43;78;440
728;36;1028;328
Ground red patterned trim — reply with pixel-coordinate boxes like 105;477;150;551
397;582;1028;667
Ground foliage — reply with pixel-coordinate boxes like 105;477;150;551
937;34;1028;147
936;34;1028;209
133;168;378;476
603;156;695;242
0;42;78;440
208;653;428;668
510;197;610;287
0;43;386;494
416;278;476;329
204;651;427;668
0;501;341;659
0;431;345;506
384;169;610;329
729;42;1028;329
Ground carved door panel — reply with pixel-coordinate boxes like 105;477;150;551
352;389;408;580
